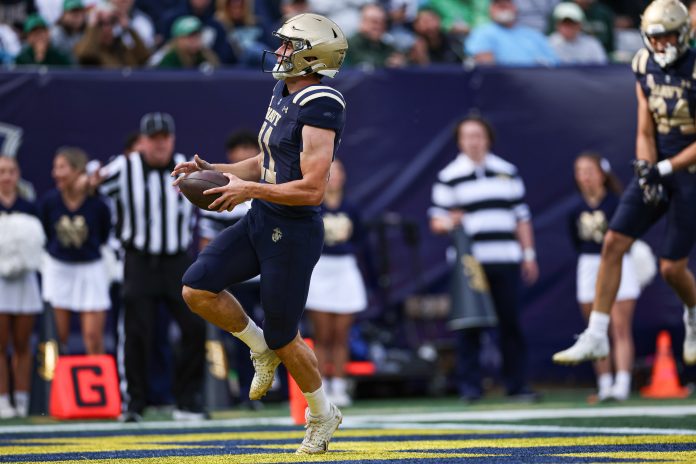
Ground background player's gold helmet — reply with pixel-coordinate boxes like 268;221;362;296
263;13;348;80
640;0;691;68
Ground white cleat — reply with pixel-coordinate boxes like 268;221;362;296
296;403;343;454
552;330;609;365
684;312;696;365
249;349;281;401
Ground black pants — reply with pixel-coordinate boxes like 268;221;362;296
456;263;528;397
122;250;206;413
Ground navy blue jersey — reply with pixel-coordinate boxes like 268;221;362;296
633;48;696;159
257;81;346;218
569;192;620;255
0;196;38;216
40;190;112;262
321;199;362;256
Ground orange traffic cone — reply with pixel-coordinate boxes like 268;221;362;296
641;330;690;399
288;338;314;425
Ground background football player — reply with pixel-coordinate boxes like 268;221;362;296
172;13;348;454
554;0;696;367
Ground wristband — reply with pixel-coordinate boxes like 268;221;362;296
656;159;673;177
522;248;536;262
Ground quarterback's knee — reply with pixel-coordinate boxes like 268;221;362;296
660;259;686;285
182;285;217;314
602;231;633;261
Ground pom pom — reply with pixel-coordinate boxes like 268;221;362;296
0;212;46;277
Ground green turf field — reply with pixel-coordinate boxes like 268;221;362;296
2;390;696;463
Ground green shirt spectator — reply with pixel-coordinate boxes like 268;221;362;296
155;15;219;69
15;14;71;66
428;0;490;35
344;4;405;69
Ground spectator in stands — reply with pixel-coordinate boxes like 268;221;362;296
50;0;86;62
466;0;558;66
305;159;367;408
110;0;156;50
570;0;614;54
428;0;489;38
410;7;463;65
386;0;418;56
308;0;370;39
0;20;21;64
0;0;37;33
569;153;640;401
15;14;71;65
515;0;560;32
155;16;219;69
345;3;405;70
36;0;97;25
430;115;539;402
549;2;607;64
74;2;150;67
133;0;181;38
159;0;237;64
215;0;270;66
40;147;112;355
0;155;44;419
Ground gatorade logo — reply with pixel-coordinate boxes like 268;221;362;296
70;365;107;407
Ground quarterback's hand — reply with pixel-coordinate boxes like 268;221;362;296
633;160;661;187
205;173;248;212
633;159;671;205
171;154;213;186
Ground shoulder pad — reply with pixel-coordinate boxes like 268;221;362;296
632;48;649;75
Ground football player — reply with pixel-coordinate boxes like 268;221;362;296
554;0;696;366
171;13;347;454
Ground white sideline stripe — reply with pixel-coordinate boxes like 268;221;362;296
0;417;293;434
3;405;696;435
341;421;696;436
344;405;696;423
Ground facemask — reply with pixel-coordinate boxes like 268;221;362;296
653;43;679;68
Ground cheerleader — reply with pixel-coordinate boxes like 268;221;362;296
305;160;367;407
569;153;642;401
0;155;45;419
40;147;112;355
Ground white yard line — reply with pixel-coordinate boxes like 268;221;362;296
2;405;696;436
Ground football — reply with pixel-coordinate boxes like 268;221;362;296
178;170;229;211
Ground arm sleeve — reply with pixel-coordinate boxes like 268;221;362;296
429;178;456;217
297;95;346;132
511;176;531;221
99;155;124;197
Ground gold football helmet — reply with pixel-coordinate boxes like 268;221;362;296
263;13;348;80
640;0;691;68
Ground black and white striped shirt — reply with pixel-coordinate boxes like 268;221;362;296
430;153;531;264
99;152;194;255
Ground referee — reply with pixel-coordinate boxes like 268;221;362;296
97;112;206;422
430;115;539;402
